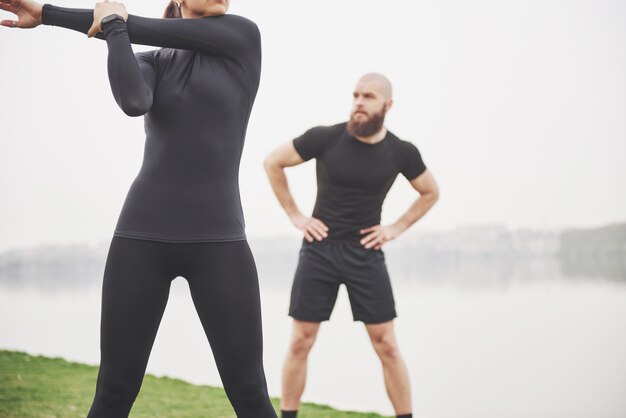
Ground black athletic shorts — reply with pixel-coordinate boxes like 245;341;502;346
288;239;397;324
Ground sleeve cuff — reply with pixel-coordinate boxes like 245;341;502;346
41;4;52;25
292;138;310;161
102;18;128;39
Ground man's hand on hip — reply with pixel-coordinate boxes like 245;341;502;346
290;213;329;243
360;224;402;250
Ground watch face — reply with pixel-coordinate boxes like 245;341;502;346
102;14;122;26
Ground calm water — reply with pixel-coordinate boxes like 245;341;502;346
1;264;626;418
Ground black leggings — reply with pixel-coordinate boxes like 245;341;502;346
87;236;277;418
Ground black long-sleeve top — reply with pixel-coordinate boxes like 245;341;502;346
42;4;262;242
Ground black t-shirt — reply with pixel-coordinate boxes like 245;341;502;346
42;4;261;242
293;122;427;242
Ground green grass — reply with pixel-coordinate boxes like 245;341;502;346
0;350;386;417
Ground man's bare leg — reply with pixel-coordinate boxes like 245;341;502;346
366;320;412;416
280;320;321;415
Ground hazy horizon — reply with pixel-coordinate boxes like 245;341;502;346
0;221;620;255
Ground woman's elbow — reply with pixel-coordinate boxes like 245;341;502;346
119;98;152;117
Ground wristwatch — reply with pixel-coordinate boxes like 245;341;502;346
100;13;126;31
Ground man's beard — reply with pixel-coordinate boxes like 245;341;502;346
347;106;387;138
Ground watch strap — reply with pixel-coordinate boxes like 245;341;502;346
100;13;126;31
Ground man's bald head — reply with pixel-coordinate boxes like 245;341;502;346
348;73;394;138
356;73;393;100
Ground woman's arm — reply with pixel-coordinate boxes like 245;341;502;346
106;19;157;117
89;3;155;117
41;4;260;61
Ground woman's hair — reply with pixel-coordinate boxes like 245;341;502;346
163;1;182;18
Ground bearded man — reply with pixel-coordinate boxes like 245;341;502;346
264;73;439;418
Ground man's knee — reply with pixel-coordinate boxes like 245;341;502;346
288;325;318;357
371;333;401;362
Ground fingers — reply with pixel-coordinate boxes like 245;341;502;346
298;218;328;242
0;3;15;13
360;225;385;248
313;219;329;232
0;19;17;28
360;225;380;234
360;231;377;246
306;224;325;241
303;217;327;241
311;224;328;239
87;22;99;37
365;237;384;249
361;231;385;249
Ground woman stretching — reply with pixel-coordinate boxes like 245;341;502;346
0;0;277;416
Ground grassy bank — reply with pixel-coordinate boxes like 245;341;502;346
0;350;385;418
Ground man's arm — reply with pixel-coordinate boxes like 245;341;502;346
263;141;328;242
361;169;439;249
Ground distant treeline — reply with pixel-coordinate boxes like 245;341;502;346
559;223;626;281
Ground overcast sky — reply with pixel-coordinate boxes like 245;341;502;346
1;0;625;252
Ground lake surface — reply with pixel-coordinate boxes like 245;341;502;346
1;256;626;418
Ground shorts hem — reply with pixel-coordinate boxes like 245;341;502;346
288;311;331;323
353;311;397;324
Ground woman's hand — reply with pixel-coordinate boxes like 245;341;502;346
0;0;43;29
87;0;128;38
